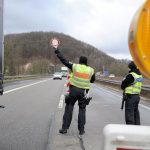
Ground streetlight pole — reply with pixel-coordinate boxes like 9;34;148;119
0;0;4;95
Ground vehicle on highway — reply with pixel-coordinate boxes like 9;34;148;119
61;71;67;77
53;72;62;80
95;72;100;77
61;67;68;77
109;74;115;78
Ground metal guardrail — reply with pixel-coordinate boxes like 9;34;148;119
4;75;38;80
96;78;150;92
4;74;52;81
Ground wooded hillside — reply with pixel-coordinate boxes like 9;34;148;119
4;31;128;76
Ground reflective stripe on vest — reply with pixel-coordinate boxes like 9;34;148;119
125;72;143;94
70;64;94;89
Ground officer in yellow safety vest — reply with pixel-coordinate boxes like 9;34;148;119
121;61;143;125
51;38;95;135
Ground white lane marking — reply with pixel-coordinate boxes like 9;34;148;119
94;84;150;111
103;90;122;98
94;84;122;98
4;79;52;94
139;104;150;111
58;95;64;109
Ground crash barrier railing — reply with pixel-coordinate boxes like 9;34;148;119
4;74;52;81
96;78;150;93
103;124;150;150
0;74;52;96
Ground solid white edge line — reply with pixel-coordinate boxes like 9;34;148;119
139;104;150;111
58;95;64;109
94;84;150;111
4;79;52;94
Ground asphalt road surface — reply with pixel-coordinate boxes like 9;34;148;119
0;78;150;150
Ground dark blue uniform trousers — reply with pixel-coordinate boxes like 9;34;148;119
125;94;140;125
62;86;86;131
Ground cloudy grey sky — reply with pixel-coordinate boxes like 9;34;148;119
4;0;145;59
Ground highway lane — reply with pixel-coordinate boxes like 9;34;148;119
0;78;65;150
51;83;150;150
3;77;51;91
0;79;150;150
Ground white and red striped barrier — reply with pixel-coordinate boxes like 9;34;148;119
103;124;150;150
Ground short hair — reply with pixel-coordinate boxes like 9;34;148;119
128;61;137;69
79;56;87;65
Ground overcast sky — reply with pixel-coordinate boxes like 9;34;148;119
4;0;145;59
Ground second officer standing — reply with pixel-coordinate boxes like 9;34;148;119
121;61;143;125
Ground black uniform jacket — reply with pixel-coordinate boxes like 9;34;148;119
54;48;95;83
121;68;142;90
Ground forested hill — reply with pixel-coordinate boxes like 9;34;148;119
4;31;128;76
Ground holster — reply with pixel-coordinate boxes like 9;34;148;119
65;94;70;104
121;92;127;110
79;96;92;108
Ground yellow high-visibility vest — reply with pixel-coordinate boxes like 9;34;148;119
70;64;94;89
125;72;143;94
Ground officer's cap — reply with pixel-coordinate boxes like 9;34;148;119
128;61;137;69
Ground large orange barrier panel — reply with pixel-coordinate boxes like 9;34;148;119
129;0;150;78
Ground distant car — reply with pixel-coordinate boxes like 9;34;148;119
53;72;62;80
95;72;100;77
61;72;67;77
109;74;115;78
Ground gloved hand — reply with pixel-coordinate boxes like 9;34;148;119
84;93;92;105
51;38;60;49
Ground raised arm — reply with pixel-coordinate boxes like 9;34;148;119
51;38;73;70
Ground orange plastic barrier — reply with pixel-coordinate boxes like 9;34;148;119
128;0;150;78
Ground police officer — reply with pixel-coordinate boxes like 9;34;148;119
121;61;143;125
51;38;95;135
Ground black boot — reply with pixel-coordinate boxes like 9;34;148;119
79;130;85;135
59;129;67;134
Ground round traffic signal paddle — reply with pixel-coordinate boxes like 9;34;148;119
128;0;150;78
